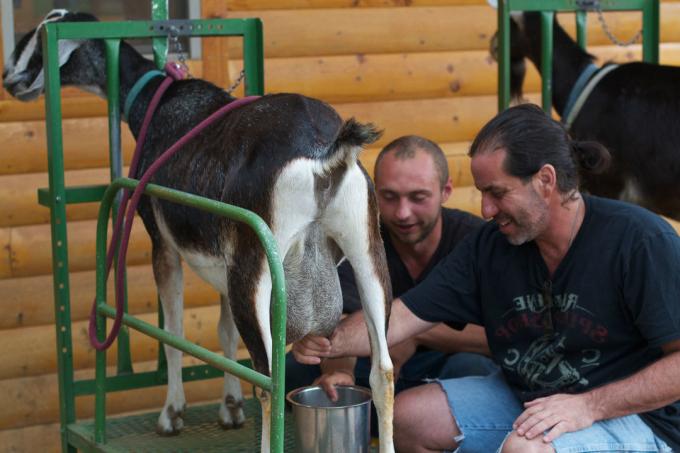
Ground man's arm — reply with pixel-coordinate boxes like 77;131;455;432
292;298;436;364
514;339;680;443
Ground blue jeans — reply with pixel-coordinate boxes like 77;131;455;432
438;370;673;453
285;349;498;435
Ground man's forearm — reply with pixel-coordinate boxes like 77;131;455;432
587;346;680;421
331;298;436;358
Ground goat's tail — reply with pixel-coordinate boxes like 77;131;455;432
324;118;382;170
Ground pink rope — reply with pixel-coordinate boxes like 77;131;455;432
88;61;259;350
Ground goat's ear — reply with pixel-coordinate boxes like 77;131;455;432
57;39;81;67
21;39;80;98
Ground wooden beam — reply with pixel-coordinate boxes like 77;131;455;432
222;4;680;58
2;96;498;176
0;169;105;228
0;304;247;381
225;6;497;58
0;142;473;228
7;41;680;124
201;1;232;89
0;227;9;279
224;0;489;10
0;117;136;175
0;353;254;430
2;219;151;278
0;263;219;330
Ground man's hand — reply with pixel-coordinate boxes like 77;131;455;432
314;369;355;402
513;393;598;443
292;335;332;365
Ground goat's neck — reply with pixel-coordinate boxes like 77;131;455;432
524;14;595;116
64;40;157;138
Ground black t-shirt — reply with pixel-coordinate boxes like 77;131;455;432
402;195;680;449
339;208;484;318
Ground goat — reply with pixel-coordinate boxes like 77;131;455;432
495;11;680;220
3;10;395;452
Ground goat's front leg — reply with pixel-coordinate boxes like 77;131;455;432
217;294;246;429
324;167;395;453
152;243;186;435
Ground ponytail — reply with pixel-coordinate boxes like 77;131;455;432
571;140;611;175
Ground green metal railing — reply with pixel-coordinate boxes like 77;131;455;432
497;0;659;112
37;12;287;453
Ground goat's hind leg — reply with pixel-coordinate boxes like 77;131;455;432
217;294;246;429
152;243;187;435
323;168;395;452
227;253;274;453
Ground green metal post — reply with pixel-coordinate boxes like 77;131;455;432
41;23;77;453
243;18;265;96
540;11;554;113
152;0;169;68
104;39;134;376
576;10;587;49
642;0;660;63
498;0;511;111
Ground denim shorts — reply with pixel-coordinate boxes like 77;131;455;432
438;370;673;453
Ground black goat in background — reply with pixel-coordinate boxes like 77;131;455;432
497;12;680;220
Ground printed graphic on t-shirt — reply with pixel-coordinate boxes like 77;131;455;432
496;290;609;393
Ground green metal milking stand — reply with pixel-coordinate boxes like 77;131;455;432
496;0;659;113
37;0;295;450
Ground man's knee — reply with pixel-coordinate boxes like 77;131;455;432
394;383;460;452
500;431;555;453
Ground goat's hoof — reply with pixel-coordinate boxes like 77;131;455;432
218;395;245;429
156;404;186;435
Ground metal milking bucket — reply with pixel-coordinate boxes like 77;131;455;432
286;385;372;453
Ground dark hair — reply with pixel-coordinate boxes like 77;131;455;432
469;104;610;195
375;135;449;188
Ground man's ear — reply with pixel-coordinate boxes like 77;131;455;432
534;164;557;197
441;178;453;203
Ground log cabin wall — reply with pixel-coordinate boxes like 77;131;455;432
2;1;680;451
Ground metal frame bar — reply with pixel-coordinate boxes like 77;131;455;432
497;0;659;112
41;15;275;452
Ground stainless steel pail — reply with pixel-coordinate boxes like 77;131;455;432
286;385;372;453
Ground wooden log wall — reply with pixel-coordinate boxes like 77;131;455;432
2;1;680;451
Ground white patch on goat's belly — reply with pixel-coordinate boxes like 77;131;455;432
181;251;229;295
152;203;230;295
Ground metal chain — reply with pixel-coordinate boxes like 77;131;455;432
226;69;246;94
593;2;642;47
168;26;191;77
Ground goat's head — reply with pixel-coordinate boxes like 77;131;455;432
489;11;531;103
3;9;97;101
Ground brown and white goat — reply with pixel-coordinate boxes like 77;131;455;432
3;10;395;452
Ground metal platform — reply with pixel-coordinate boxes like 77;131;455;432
66;399;295;452
65;399;379;452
